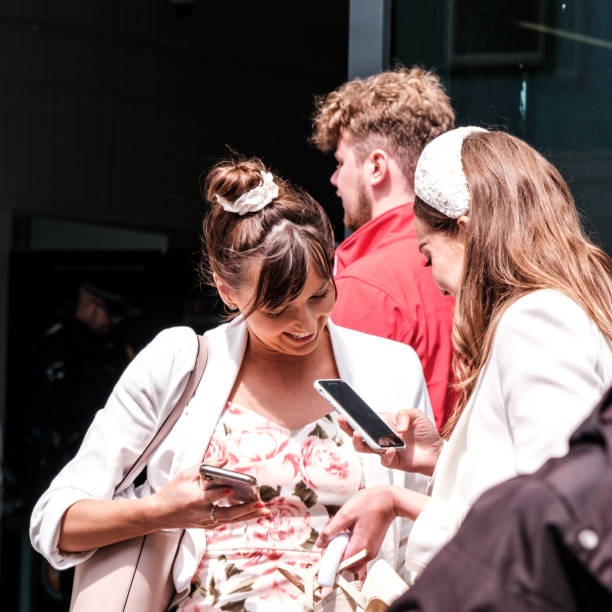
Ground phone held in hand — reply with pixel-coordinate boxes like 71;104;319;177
314;379;406;452
199;465;260;504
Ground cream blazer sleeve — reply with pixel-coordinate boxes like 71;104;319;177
495;290;612;473
29;327;199;569
406;290;612;573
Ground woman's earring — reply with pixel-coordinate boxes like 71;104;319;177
228;302;238;310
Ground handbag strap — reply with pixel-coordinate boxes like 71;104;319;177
116;332;209;494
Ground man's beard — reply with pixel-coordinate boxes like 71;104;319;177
343;178;372;232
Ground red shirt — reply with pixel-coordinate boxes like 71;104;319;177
332;204;456;430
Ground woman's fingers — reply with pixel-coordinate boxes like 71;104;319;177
223;501;268;521
316;511;356;549
337;417;371;453
351;431;381;456
394;410;413;432
207;501;270;526
336;416;375;454
380;448;398;468
316;488;395;570
203;487;233;503
223;506;270;524
336;416;354;437
223;509;266;523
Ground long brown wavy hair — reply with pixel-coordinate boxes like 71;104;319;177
414;130;612;438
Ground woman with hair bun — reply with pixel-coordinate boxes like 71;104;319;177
30;157;432;610
317;128;612;577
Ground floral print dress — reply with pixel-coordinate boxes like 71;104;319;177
181;401;364;611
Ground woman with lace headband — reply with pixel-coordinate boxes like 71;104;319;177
30;156;433;610
316;128;612;578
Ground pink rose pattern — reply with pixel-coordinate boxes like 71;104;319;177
203;436;228;464
299;436;362;503
244;497;311;550
183;402;363;611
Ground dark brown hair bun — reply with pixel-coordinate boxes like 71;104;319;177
199;156;336;319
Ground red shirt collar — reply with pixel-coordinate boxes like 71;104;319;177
334;203;415;273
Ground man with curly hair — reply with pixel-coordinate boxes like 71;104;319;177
312;67;456;429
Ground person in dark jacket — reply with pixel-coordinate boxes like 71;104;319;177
388;385;612;612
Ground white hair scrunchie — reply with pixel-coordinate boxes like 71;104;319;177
215;171;279;215
415;126;488;219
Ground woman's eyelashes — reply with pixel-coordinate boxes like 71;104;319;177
264;289;331;319
265;308;285;319
311;289;331;301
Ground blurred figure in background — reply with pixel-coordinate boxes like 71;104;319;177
25;281;135;605
31;282;134;494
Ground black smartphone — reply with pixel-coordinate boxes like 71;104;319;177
314;379;405;452
199;465;260;504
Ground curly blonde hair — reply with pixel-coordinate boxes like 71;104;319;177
311;66;455;184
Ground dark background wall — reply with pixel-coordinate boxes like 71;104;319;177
392;0;612;253
0;0;348;239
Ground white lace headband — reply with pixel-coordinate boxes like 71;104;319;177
215;171;279;215
415;126;488;218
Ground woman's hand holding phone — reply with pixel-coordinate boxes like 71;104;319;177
149;458;269;530
337;409;442;476
199;464;261;506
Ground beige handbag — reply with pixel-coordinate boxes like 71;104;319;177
69;333;209;612
278;549;409;612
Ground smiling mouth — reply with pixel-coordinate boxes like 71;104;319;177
284;331;316;343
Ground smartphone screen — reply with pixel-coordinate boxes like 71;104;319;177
199;465;260;504
315;379;405;450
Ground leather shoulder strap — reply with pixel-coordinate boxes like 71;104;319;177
116;333;209;493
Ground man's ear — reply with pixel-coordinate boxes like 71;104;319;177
213;273;236;307
365;149;390;187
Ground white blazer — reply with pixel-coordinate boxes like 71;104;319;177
406;290;612;572
30;319;432;593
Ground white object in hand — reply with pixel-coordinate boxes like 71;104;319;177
317;532;350;587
